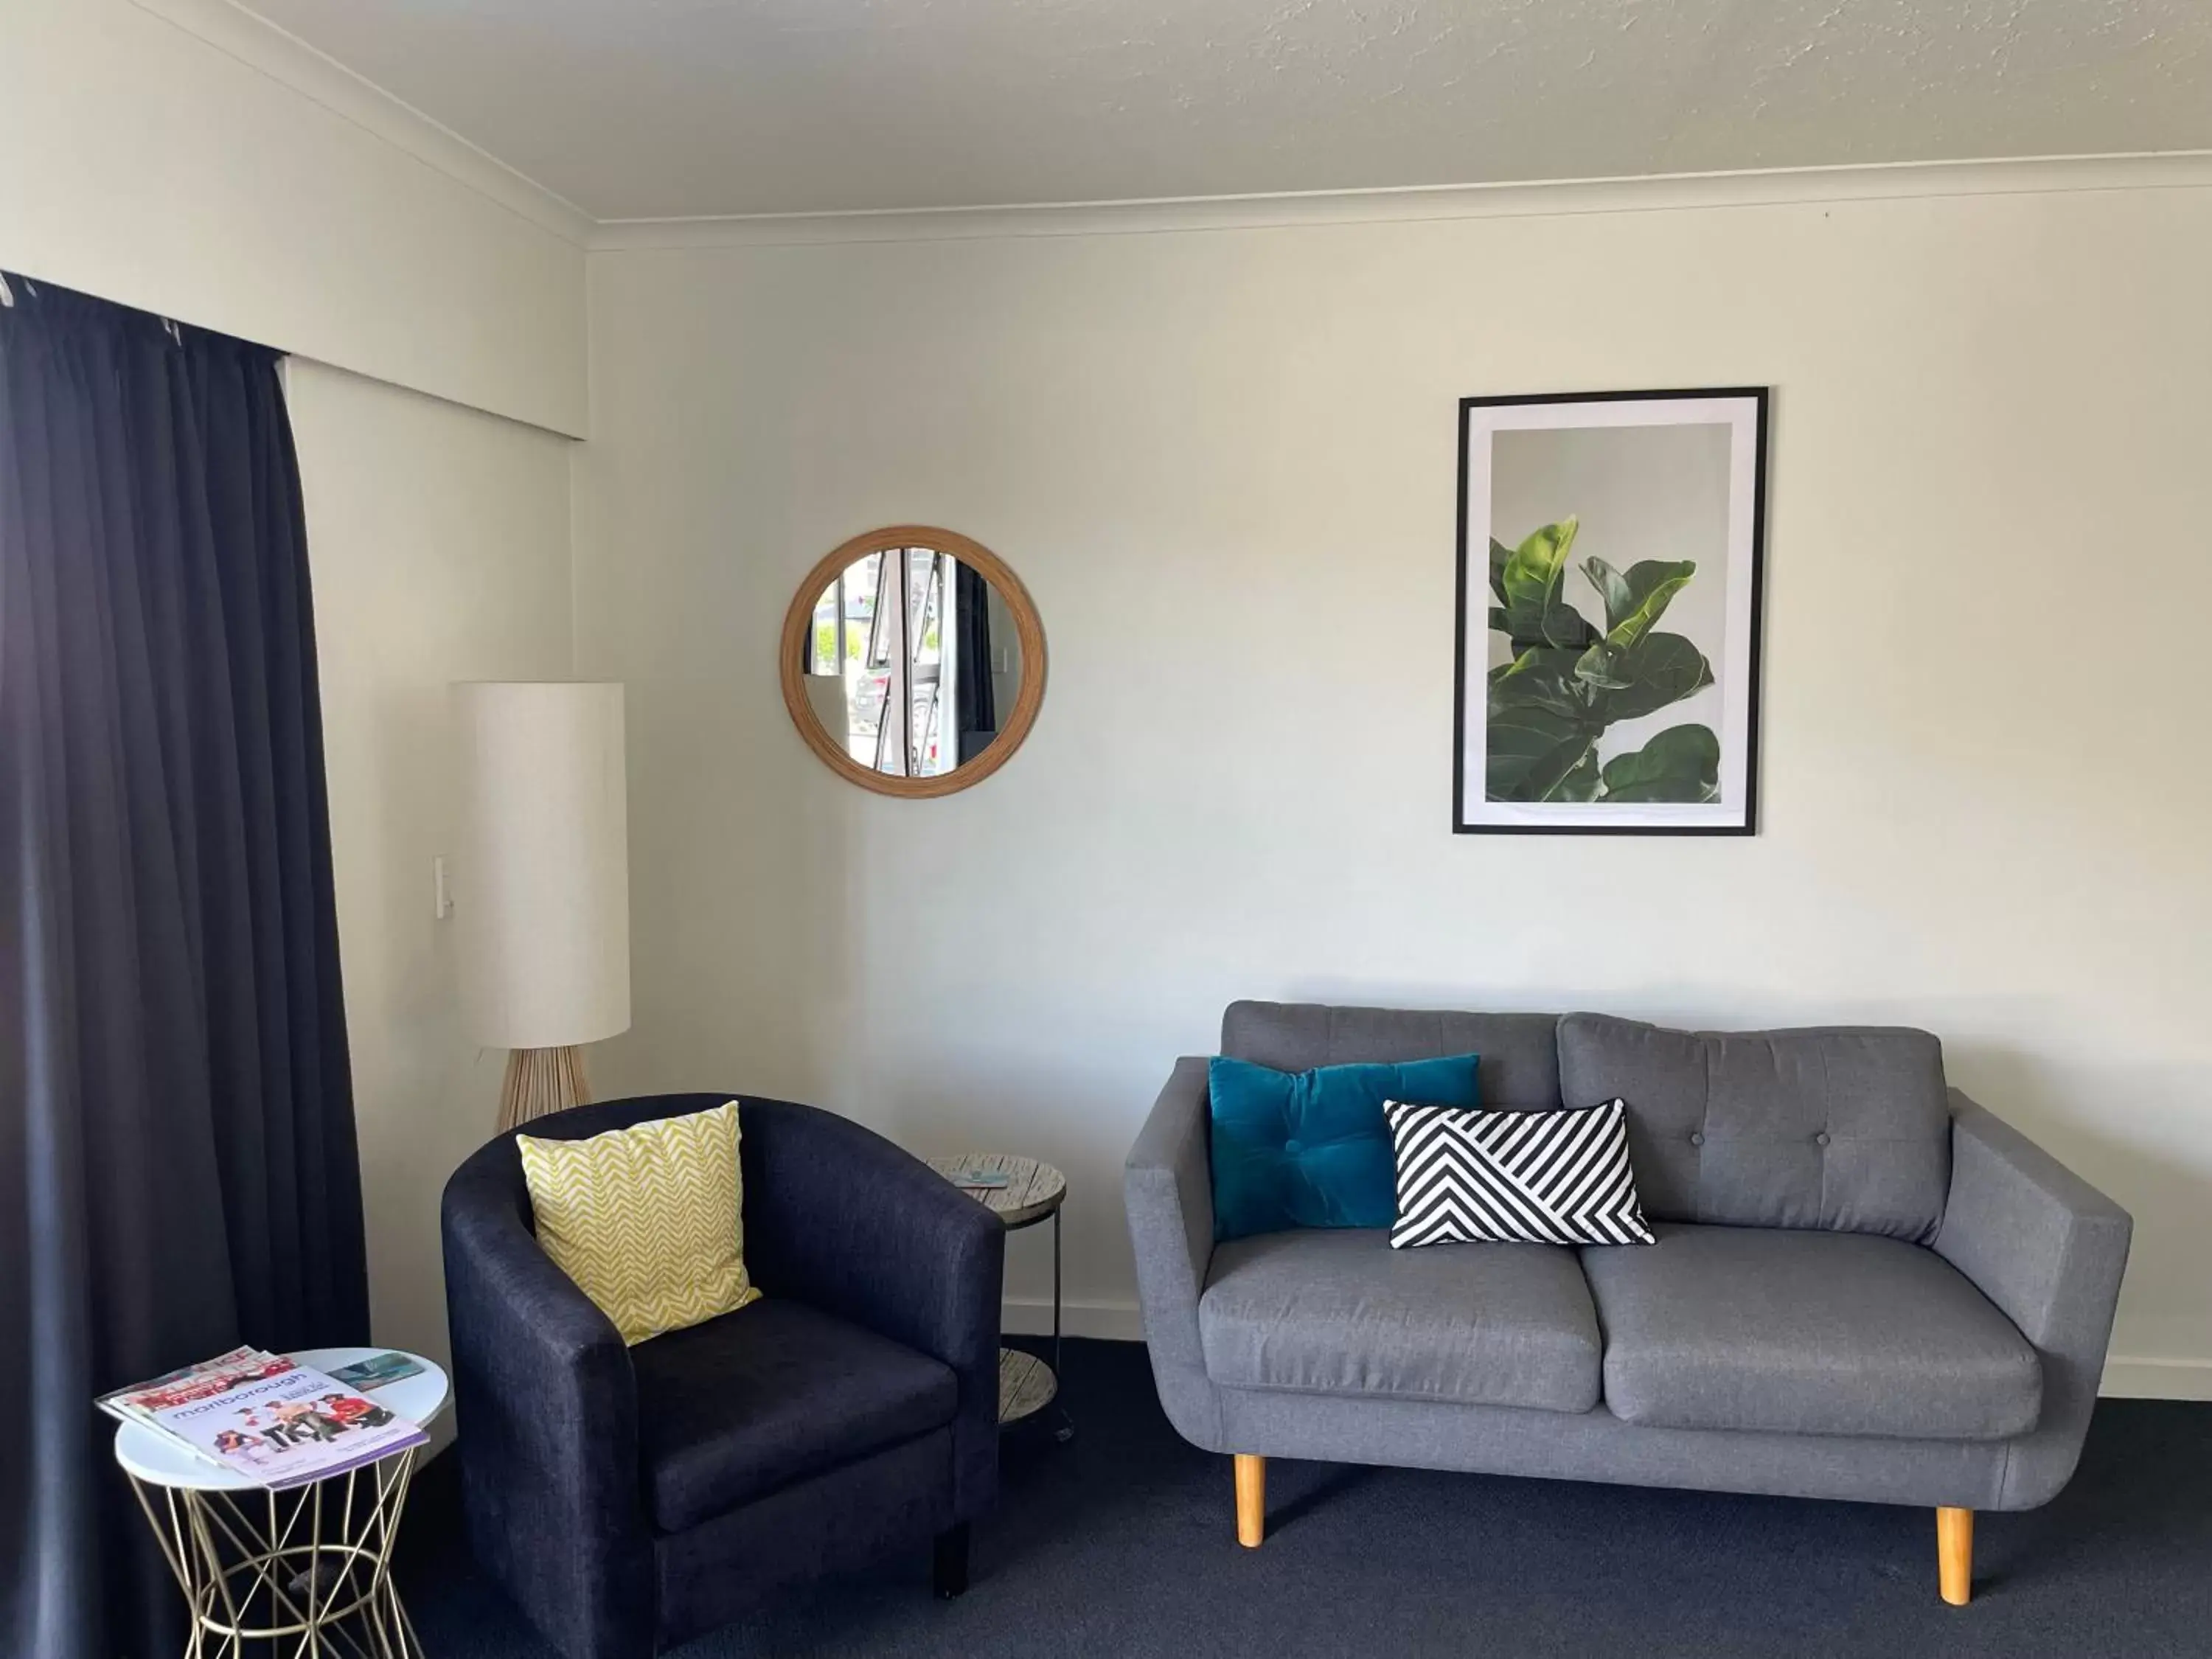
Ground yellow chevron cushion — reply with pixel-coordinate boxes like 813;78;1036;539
517;1101;762;1345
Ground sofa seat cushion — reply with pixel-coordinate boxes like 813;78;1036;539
1582;1223;2042;1441
633;1298;957;1533
1198;1227;1601;1412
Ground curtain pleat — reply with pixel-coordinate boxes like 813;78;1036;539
0;278;369;1659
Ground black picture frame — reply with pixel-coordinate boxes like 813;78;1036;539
1453;386;1770;836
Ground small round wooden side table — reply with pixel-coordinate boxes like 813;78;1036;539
925;1154;1072;1440
113;1346;449;1658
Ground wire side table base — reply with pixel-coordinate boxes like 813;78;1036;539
126;1448;425;1658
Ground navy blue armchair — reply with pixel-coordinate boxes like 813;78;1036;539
440;1093;1006;1659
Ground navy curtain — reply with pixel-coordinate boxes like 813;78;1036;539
954;563;997;765
0;276;369;1659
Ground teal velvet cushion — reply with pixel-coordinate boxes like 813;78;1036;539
1208;1053;1481;1242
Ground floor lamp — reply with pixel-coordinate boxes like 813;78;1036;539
454;681;631;1131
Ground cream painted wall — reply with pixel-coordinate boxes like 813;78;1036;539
574;181;2212;1391
288;359;575;1385
0;0;587;436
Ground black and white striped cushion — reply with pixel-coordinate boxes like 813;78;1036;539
1385;1099;1655;1248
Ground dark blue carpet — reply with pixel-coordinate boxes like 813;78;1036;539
399;1338;2212;1657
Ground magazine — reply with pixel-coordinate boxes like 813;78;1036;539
100;1349;426;1488
153;1365;426;1488
96;1346;299;1433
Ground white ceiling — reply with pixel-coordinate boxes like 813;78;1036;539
240;0;2212;220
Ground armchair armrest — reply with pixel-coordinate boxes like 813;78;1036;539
441;1152;653;1659
1124;1057;1224;1448
1933;1091;2132;1509
737;1098;1006;1522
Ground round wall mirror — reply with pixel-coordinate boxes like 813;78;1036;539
779;526;1046;797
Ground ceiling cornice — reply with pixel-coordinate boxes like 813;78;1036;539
586;152;2212;254
136;0;595;246
127;8;2212;259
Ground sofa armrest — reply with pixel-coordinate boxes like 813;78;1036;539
737;1097;1006;1523
1934;1091;2132;1509
1124;1057;1223;1448
441;1159;653;1659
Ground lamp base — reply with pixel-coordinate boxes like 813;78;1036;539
497;1046;592;1132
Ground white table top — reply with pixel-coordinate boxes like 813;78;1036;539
112;1346;450;1491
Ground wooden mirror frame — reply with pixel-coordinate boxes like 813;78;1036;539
779;525;1048;799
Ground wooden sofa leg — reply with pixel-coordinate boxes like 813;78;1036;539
1234;1454;1265;1548
1936;1507;1973;1606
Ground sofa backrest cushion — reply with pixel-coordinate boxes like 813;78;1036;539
1556;1014;1950;1241
1221;1001;1562;1110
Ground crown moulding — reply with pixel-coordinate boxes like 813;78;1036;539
585;152;2212;252
138;4;2212;259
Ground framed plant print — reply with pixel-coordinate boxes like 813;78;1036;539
1454;387;1768;835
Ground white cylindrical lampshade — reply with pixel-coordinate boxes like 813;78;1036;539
453;681;630;1051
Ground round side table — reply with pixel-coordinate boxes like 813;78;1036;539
113;1346;449;1658
926;1155;1072;1440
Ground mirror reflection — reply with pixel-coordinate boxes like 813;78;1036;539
796;545;1026;781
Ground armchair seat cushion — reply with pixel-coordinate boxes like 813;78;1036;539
1198;1227;1602;1412
633;1299;958;1533
1582;1222;2042;1440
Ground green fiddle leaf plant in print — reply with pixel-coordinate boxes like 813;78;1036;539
1485;516;1719;804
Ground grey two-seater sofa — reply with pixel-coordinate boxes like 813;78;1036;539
1124;1001;2132;1604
